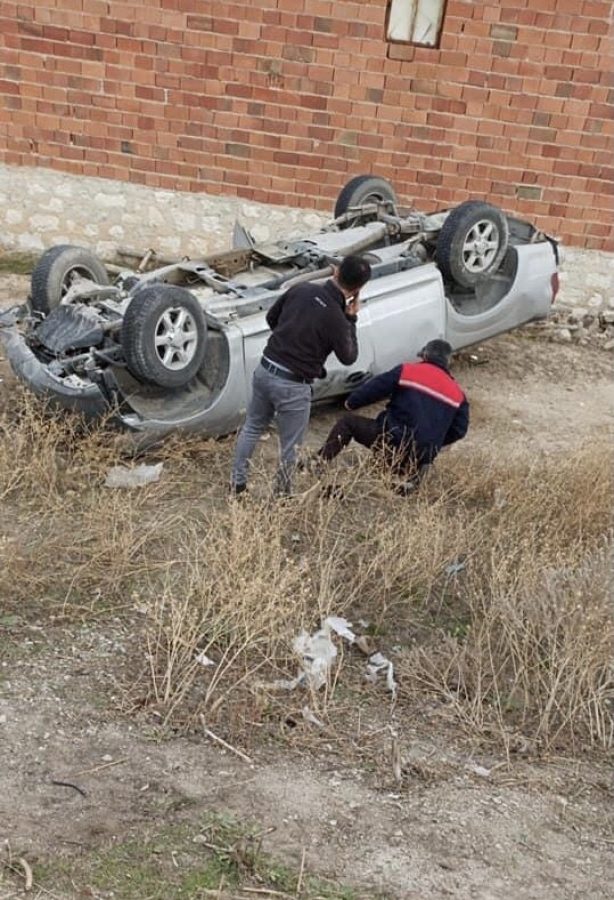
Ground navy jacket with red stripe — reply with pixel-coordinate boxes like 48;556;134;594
345;360;469;465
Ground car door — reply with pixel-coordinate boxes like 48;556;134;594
363;262;447;373
311;303;375;401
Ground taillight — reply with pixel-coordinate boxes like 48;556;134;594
550;272;560;304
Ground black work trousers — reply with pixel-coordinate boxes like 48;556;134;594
319;413;382;460
318;413;427;480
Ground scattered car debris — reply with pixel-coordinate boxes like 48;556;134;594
104;462;163;488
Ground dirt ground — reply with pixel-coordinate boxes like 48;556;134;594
0;270;613;899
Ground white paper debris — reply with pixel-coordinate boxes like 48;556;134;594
104;463;163;488
272;616;392;695
272;619;343;691
292;626;337;690
194;651;215;667
324;616;356;643
366;652;398;699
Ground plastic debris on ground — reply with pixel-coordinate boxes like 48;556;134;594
273;615;396;698
325;616;356;643
194;650;215;667
104;462;163;488
445;559;466;576
366;652;398;699
274;616;357;691
326;615;371;655
293;624;338;690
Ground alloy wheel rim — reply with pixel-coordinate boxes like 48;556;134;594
461;220;500;272
154;306;198;370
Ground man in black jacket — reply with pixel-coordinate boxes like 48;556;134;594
230;255;372;495
317;339;469;491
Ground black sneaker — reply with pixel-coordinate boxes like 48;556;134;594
230;482;248;499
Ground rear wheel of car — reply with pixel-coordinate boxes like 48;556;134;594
435;201;509;288
121;285;208;389
30;245;109;314
334;175;398;218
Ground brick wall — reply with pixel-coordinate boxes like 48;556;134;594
0;0;612;250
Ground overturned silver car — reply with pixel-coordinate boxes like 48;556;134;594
2;175;559;440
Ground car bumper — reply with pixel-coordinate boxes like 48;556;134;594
0;323;247;447
0;324;110;419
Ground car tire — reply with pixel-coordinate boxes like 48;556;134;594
30;245;110;314
435;201;509;288
121;284;208;389
334;175;398;218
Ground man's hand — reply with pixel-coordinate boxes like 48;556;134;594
346;294;360;317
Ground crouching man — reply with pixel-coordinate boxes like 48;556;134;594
316;339;469;492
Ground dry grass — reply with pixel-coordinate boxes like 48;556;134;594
397;450;614;754
0;388;612;755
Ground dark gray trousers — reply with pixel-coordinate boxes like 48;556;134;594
231;363;312;494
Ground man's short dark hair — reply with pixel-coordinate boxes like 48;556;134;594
337;255;372;292
419;339;453;366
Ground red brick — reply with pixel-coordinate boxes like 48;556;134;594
0;0;608;248
582;0;611;15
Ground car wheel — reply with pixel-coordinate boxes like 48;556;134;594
30;245;110;314
334;175;398;218
121;285;208;389
435;201;509;288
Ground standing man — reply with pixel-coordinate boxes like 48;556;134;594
316;339;469;492
230;254;372;496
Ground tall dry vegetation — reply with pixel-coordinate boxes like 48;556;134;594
0;387;612;753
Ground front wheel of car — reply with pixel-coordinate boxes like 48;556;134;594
121;285;208;389
435;201;509;288
334;175;398;218
30;245;110;314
